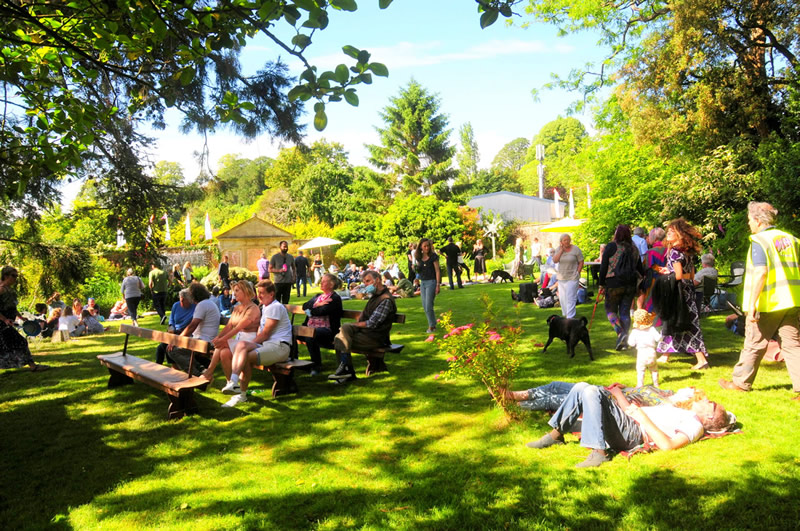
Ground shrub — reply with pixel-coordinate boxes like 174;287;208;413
336;241;380;266
200;267;257;289
435;293;524;419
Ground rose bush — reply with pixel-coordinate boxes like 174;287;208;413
435;293;524;419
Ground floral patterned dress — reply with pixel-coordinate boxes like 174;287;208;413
0;286;35;369
657;248;707;355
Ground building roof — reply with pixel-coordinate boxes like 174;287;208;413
215;216;293;240
467;191;565;223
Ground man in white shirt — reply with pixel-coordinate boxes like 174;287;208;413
167;283;221;376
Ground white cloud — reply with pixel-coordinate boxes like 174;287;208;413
295;38;571;72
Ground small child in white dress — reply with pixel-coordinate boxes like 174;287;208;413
628;309;661;387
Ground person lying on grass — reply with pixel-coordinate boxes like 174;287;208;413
502;381;731;468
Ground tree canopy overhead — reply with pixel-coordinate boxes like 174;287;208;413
0;0;392;217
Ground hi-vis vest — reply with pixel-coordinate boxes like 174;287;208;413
742;228;800;312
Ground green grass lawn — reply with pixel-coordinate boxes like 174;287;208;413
3;282;800;530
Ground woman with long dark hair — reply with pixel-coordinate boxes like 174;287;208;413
653;219;709;370
599;225;645;349
415;238;441;334
0;266;50;372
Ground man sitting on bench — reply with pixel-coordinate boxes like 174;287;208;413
219;279;293;407
329;270;397;383
155;288;195;365
166;283;220;375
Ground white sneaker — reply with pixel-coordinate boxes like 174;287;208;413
221;393;247;408
221;380;241;395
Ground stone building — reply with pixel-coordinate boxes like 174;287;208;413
215;216;293;271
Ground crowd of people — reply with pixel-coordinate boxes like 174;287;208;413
3;201;799;471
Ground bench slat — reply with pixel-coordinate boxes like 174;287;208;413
119;324;210;353
98;353;207;395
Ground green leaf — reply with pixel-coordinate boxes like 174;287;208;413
287;85;310;101
314;110;328;131
334;64;349;83
480;10;499;29
344;89;359;106
369;62;388;77
379;0;392;8
342;45;360;59
331;0;357;11
357;50;371;64
179;67;195;86
201;14;213;29
152;18;167;39
291;34;311;49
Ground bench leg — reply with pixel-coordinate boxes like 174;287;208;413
365;356;387;376
269;366;299;398
107;368;134;388
167;389;199;420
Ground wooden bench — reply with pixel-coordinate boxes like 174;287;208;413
285;304;406;376
97;324;211;420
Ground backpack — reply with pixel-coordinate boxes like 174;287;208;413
610;243;639;284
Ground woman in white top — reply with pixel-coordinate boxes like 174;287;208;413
121;268;145;326
182;261;194;283
220;279;293;407
59;306;80;336
553;233;584;319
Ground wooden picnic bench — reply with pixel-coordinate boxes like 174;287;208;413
284;304;406;376
97;324;211;420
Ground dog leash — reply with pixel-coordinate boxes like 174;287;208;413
588;291;604;332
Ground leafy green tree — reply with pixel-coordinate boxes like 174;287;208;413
491;137;530;174
1;0;392;235
507;0;799;154
456;122;480;181
376;196;474;255
367;80;457;199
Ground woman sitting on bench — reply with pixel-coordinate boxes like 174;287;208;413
219;279;293;408
301;273;343;376
202;280;259;383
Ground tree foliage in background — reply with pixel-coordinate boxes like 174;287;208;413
367;80;457;199
376;196;480;256
491;137;529;175
518;117;588;200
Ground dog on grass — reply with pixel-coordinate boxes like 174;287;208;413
542;314;594;360
490;270;514;283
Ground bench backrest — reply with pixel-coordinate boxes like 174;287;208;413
119;324;211;353
283;304;406;324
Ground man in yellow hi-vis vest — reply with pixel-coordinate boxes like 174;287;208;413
720;202;800;398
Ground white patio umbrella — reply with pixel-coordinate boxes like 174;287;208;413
540;218;585;233
298;236;343;252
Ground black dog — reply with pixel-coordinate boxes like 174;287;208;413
542;315;594;360
491;270;514;283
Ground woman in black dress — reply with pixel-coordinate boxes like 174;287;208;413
473;240;487;282
0;266;50;372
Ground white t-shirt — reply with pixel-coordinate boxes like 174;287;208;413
628;327;662;354
192;298;221;341
260;300;293;345
58;315;79;333
641;405;704;446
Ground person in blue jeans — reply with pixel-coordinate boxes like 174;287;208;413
414;238;441;334
504;381;729;468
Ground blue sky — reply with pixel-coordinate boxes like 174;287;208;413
150;1;607;178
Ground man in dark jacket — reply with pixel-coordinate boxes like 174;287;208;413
440;236;463;290
329;270;397;383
